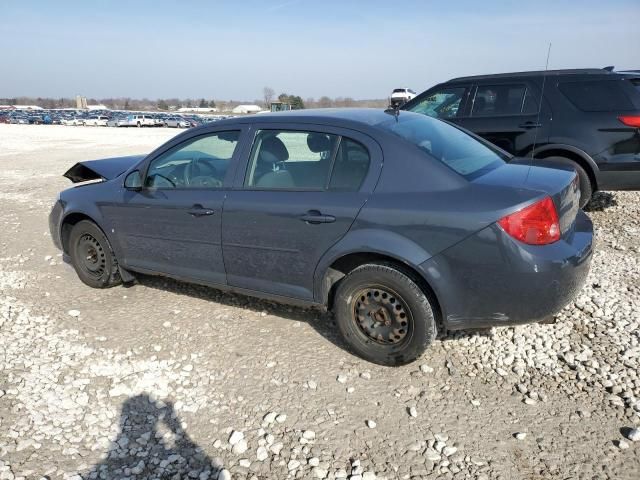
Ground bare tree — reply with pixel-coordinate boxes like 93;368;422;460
263;87;275;108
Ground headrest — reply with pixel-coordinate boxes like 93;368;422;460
307;133;332;153
259;135;289;162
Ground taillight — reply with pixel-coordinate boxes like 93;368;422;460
618;115;640;128
498;196;560;245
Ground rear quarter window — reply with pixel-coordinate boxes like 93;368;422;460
559;80;634;112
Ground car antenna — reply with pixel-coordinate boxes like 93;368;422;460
526;42;552;184
384;103;401;121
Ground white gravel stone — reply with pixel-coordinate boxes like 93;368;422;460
275;413;287;423
408;406;418;417
514;432;527;440
625;428;640;442
312;467;328;478
229;430;244;445
67;309;80;317
420;364;434;373
232;439;248;454
366;419;377;428
337;374;347;384
443;446;458;456
218;469;231;480
288;459;301;471
256;445;269;461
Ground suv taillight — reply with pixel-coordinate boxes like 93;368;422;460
618;115;640;128
498;196;560;245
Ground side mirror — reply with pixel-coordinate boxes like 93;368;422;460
124;170;143;191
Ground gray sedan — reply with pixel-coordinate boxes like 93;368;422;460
49;109;593;365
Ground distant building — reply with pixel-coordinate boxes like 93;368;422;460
87;104;108;110
232;104;263;114
177;107;219;113
76;95;88;109
12;105;43;110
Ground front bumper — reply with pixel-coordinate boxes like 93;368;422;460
419;211;594;330
49;199;65;251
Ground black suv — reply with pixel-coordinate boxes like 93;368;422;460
402;68;640;207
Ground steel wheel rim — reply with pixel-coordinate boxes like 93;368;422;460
77;233;107;278
351;285;412;345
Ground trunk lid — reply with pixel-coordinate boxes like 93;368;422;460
475;162;580;236
63;155;145;183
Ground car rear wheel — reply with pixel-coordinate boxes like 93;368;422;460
69;220;121;288
543;156;593;208
333;263;437;366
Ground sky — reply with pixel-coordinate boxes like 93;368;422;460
1;0;639;101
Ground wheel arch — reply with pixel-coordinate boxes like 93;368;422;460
314;230;445;331
60;211;103;255
531;144;599;190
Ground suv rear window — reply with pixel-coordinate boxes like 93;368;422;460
559;80;634;111
376;113;506;180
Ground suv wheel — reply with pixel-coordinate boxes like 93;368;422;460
544;156;593;208
68;220;121;288
333;264;437;366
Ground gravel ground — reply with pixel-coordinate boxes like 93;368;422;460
0;124;639;479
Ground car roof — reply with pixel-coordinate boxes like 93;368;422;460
212;108;406;130
446;68;633;83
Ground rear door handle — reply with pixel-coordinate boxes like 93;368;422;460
187;204;215;217
300;210;336;224
519;121;542;129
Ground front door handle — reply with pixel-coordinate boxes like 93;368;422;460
519;121;542;129
188;204;215;217
300;210;336;224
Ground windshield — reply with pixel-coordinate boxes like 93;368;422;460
376;113;507;180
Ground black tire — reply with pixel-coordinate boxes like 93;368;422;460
543;156;593;209
68;220;121;288
137;122;142;128
333;263;437;366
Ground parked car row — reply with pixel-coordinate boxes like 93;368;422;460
0;109;229;129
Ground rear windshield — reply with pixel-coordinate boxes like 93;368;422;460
559;80;634;112
376;113;506;180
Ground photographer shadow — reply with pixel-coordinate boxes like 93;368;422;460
85;394;221;479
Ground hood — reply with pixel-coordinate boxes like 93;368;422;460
63;155;145;183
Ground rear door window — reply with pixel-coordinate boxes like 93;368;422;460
559;80;634;111
329;138;370;191
471;84;527;116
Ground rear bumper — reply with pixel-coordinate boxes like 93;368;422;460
597;159;640;190
419;211;593;330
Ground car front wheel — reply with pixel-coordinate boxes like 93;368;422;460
333;263;437;366
69;220;121;288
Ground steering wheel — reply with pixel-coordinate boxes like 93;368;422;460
184;158;222;187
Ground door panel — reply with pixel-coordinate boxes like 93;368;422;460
103;189;226;284
102;128;246;284
455;82;551;156
222;124;381;301
222;191;367;299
